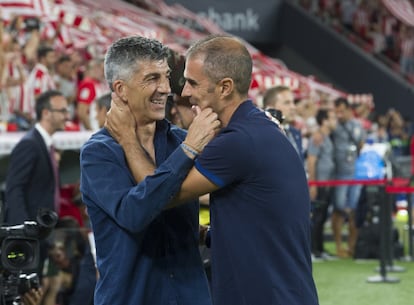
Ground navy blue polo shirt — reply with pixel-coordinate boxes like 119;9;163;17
195;101;319;305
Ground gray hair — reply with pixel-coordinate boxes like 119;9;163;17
104;36;170;91
96;92;112;111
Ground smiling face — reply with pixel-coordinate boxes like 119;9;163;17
122;59;171;125
44;95;70;133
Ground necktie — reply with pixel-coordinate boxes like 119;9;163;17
50;145;60;214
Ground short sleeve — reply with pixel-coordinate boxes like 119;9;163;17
77;81;96;104
195;129;251;188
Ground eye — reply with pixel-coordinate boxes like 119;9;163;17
187;79;197;87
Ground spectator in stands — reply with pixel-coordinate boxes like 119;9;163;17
352;0;371;41
387;108;411;157
340;0;358;32
106;34;319;305
54;55;77;120
354;101;373;131
79;35;217;305
367;4;386;54
94;92;111;129
48;216;96;305
331;97;366;258
6;15;40;66
262;85;304;161
368;113;389;143
295;97;319;146
6;15;25;42
4;90;70;305
411;134;414;177
0;36;26;122
399;26;414;77
167;94;196;129
307;108;337;261
379;6;398;57
24;45;57;126
76;58;108;131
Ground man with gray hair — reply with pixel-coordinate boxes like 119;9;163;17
79;36;219;305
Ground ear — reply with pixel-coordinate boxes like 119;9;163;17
112;79;128;103
218;77;233;98
42;107;50;119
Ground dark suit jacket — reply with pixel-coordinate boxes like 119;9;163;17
5;128;56;225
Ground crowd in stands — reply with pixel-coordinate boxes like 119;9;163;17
292;95;413;160
297;0;414;83
0;1;414;305
0;13;110;132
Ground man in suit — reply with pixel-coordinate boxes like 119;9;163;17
5;89;69;224
262;85;304;162
4;89;70;305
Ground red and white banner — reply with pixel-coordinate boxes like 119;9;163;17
382;0;414;27
0;0;52;20
0;0;355;102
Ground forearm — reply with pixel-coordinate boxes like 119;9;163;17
5;77;25;87
77;104;91;130
121;140;156;183
80;116;91;130
306;156;317;182
167;165;218;209
81;142;195;232
123;139;197;184
124;142;199;209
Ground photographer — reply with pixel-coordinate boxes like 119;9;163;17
47;217;96;305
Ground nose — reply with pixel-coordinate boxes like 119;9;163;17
159;77;171;94
181;82;190;97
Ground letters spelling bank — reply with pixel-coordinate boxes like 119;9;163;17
198;8;260;32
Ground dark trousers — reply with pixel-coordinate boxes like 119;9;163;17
311;187;332;255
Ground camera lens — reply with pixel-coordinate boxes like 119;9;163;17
1;238;38;271
4;241;34;266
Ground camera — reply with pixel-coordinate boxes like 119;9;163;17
0;209;58;305
23;17;40;32
1;273;40;305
